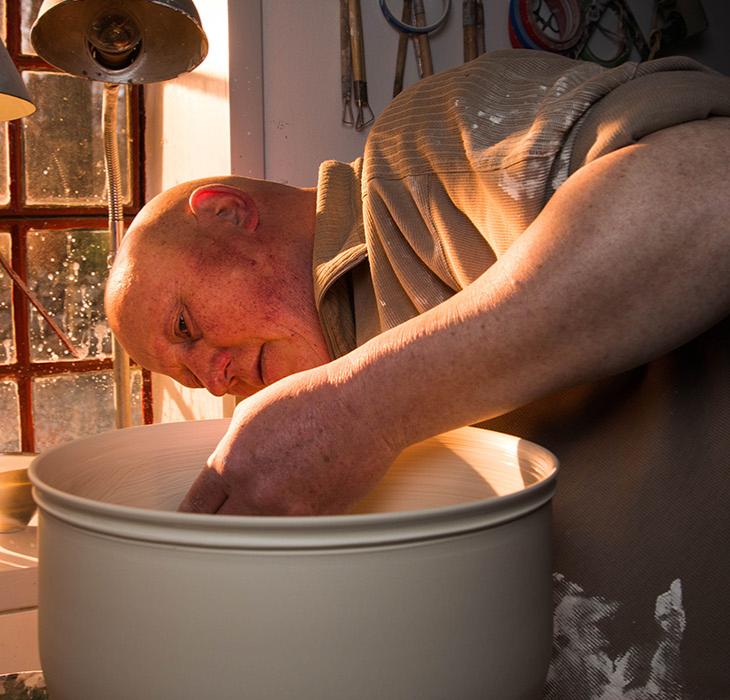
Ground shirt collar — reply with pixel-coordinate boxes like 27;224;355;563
312;158;368;358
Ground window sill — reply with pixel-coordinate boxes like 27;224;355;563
0;517;38;614
0;517;39;675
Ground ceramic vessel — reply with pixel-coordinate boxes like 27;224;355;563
0;453;37;533
30;420;558;700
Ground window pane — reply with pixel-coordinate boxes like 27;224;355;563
0;380;21;452
26;228;112;362
20;0;43;56
32;369;143;451
0;123;8;206
0;232;14;364
22;72;131;206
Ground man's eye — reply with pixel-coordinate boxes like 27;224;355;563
177;313;191;338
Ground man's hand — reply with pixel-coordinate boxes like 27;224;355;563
178;366;403;515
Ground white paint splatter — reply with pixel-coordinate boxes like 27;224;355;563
21;672;45;689
547;574;687;700
551;148;572;192
499;167;543;201
499;171;522;200
553;76;571;97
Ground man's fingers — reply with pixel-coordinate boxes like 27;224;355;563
178;466;229;513
216;498;251;515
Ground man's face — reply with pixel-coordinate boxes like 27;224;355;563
106;224;330;397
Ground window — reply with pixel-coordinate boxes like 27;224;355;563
0;0;151;453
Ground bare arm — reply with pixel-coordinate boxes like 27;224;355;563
180;118;730;515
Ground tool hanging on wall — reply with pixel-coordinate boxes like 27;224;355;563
463;0;486;63
393;0;413;96
340;0;354;126
476;1;485;54
381;0;451;97
647;0;707;59
574;0;707;64
340;0;373;130
509;0;707;68
412;0;435;78
572;0;649;64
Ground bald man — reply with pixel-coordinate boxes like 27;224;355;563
107;50;730;697
107;50;730;517
107;178;330;397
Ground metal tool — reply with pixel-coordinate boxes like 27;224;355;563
348;0;374;131
385;0;451;91
463;0;478;62
475;0;485;55
572;0;650;65
393;0;413;96
340;0;354;125
380;0;452;34
412;0;434;77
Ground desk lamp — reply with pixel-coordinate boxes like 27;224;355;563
1;41;85;361
0;38;35;120
31;0;208;427
0;43;78;382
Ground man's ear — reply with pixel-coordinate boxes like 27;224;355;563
188;184;260;231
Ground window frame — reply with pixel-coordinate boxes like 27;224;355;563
1;1;152;453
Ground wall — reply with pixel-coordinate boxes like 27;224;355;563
666;0;730;73
259;0;509;186
144;0;237;422
251;0;728;187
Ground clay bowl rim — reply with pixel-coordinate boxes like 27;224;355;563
29;420;559;550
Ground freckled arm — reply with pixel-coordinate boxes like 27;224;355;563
329;119;730;450
181;119;730;515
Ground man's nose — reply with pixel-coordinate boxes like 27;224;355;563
187;346;231;396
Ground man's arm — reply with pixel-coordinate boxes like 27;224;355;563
180;117;730;515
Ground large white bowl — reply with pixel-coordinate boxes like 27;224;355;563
30;420;558;700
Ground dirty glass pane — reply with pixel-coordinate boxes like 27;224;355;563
0;380;21;452
26;228;112;362
22;71;131;206
20;0;43;56
0;232;14;364
0;123;8;206
32;369;143;451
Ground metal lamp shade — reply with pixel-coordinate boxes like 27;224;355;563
30;0;208;84
0;40;35;120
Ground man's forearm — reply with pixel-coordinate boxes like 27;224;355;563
327;118;730;451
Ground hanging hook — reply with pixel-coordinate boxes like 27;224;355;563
380;0;451;34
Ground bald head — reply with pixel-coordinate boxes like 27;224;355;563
103;176;328;395
109;175;265;277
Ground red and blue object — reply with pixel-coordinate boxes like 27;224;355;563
509;0;583;53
